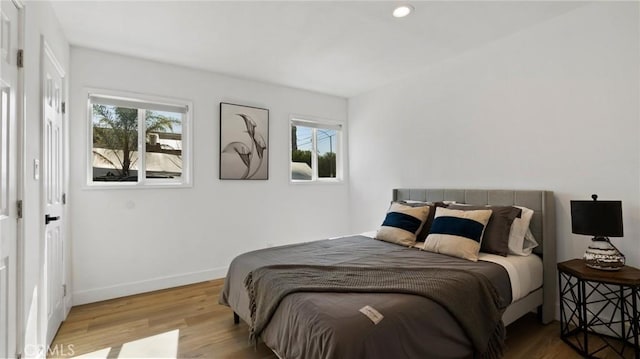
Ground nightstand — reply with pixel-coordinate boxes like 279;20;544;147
558;259;640;358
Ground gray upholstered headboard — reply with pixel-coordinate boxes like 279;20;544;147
393;188;557;323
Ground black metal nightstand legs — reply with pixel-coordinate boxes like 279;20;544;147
559;268;640;358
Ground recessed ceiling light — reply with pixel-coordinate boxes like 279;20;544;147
393;4;414;18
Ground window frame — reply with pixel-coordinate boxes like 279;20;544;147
85;88;193;189
289;115;344;184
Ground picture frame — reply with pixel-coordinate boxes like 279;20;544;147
219;102;269;180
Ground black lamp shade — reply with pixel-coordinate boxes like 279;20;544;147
570;200;623;237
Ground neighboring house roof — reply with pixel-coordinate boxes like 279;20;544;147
93;148;182;173
291;162;312;180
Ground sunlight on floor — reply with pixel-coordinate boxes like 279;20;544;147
73;330;179;358
73;347;110;358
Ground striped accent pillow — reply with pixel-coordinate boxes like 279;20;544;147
423;207;492;261
376;202;430;247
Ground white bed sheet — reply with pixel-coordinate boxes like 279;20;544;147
358;231;543;303
477;253;542;302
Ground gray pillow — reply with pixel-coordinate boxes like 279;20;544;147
398;201;446;242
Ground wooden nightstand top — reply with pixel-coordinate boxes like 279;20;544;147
558;259;640;286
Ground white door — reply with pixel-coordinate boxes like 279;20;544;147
0;0;20;357
42;40;65;346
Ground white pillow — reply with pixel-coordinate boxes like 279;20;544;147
522;228;539;255
508;206;536;256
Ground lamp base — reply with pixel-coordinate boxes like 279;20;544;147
583;237;625;271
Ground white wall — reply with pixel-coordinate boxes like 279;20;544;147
21;0;70;355
348;3;640;267
69;48;349;304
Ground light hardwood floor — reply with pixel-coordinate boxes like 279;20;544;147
50;279;586;358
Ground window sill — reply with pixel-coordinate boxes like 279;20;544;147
289;179;344;185
83;182;192;190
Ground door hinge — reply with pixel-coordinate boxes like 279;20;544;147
62;102;66;114
62;193;66;205
63;284;67;297
17;49;24;68
17;200;22;219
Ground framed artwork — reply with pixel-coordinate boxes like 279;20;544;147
219;102;269;180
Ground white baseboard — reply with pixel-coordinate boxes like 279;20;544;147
72;266;228;305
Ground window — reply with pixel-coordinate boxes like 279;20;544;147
87;91;191;187
290;118;342;182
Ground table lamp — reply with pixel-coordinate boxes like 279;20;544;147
570;194;624;271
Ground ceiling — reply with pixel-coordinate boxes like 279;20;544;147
50;1;584;98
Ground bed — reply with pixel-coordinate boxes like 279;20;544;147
219;188;556;359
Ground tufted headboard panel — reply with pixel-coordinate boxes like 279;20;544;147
393;189;553;256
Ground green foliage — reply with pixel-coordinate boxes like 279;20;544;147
318;152;336;178
291;149;311;167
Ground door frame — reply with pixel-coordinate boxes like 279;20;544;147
39;36;67;348
11;0;25;357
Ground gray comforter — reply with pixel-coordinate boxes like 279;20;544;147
219;236;512;359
